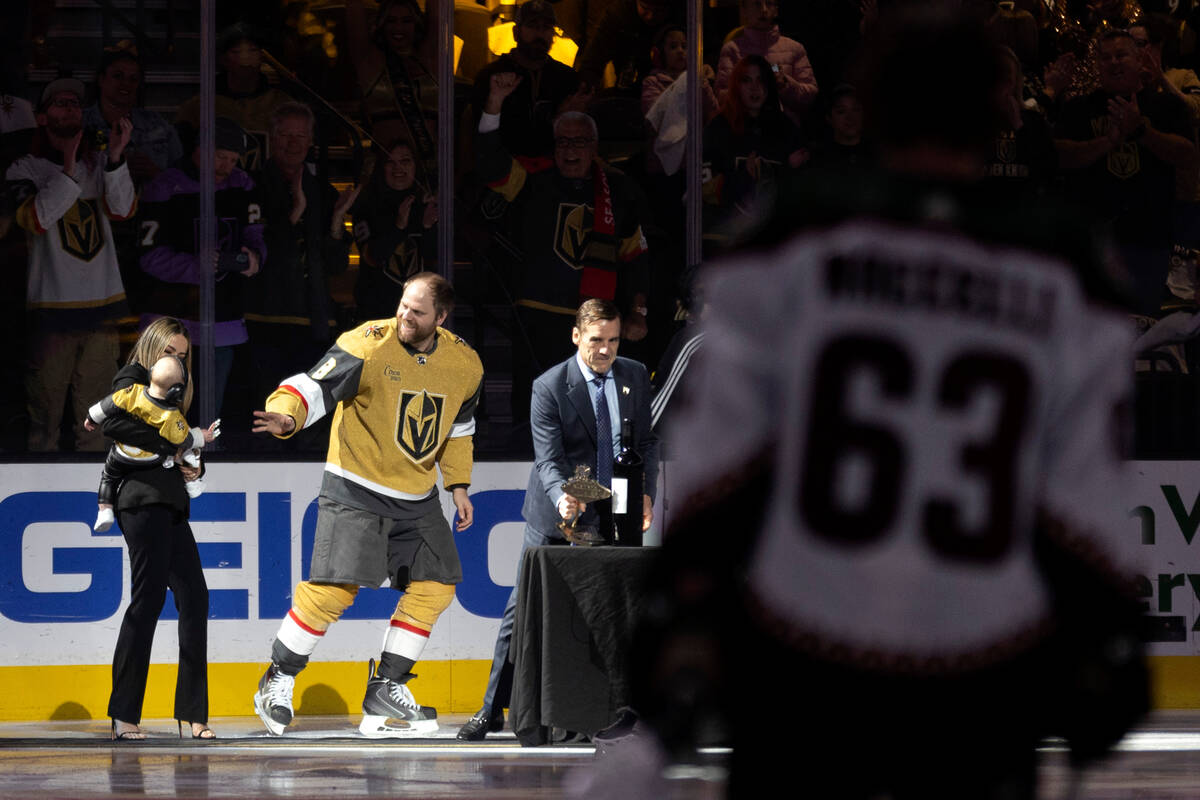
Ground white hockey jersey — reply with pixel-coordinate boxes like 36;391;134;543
668;216;1140;673
6;151;135;318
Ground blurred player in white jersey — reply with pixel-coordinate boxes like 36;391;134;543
633;9;1149;799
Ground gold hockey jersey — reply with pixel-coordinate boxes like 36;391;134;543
88;384;196;460
265;320;483;516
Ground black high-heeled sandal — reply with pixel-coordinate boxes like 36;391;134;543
177;720;216;739
111;719;146;741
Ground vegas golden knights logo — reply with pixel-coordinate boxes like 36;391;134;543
554;202;591;270
995;130;1016;163
1108;141;1140;179
242;131;268;173
1092;116;1140;179
397;390;445;461
57;198;105;261
387;239;423;282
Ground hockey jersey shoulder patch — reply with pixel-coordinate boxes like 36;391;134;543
337;319;396;358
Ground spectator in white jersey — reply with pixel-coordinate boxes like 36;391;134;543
631;10;1148;799
7;78;136;451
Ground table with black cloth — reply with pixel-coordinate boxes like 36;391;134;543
509;545;655;746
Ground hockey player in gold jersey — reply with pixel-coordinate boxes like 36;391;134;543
250;272;483;738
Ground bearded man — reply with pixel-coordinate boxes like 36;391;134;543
250;271;483;738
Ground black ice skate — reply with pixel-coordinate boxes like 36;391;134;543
253;662;295;736
359;658;439;738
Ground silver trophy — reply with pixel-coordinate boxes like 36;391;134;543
556;465;612;546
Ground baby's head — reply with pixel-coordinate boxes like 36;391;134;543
149;355;188;407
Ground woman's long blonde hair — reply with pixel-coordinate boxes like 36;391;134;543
128;317;194;412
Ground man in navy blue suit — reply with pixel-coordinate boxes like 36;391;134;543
457;298;660;740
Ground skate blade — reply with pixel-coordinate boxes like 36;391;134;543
359;714;439;738
253;693;288;736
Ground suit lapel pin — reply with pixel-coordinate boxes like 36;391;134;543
621;385;630;395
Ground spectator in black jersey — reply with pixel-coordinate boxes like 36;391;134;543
1130;17;1200;260
804;83;870;177
247;101;355;448
478;73;652;449
1054;29;1195;314
175;24;294;173
469;0;589;161
351;139;438;322
983;47;1058;203
138;117;265;421
702;54;806;244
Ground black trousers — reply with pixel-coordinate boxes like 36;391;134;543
107;504;209;724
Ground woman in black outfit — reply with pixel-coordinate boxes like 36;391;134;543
96;316;214;740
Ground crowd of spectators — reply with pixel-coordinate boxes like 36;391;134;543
5;0;1200;456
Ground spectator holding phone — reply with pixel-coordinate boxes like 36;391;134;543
137;117;265;418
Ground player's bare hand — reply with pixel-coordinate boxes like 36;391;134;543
453;486;474;531
252;410;295;436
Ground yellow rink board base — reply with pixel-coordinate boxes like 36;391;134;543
1;657;1197;721
0;660;493;721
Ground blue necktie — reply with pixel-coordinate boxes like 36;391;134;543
594;376;612;488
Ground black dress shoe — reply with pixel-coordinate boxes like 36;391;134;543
457;709;504;740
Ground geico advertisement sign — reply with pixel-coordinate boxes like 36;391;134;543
0;462;530;665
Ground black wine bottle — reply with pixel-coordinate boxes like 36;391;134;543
611;417;644;547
